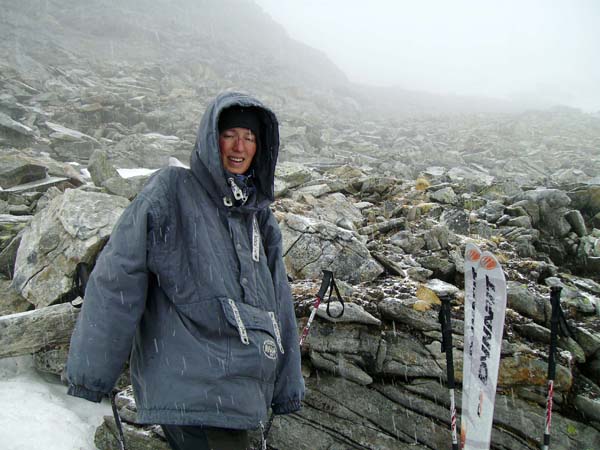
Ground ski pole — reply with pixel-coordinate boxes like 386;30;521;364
110;391;127;450
439;294;459;450
542;286;562;450
265;270;344;445
299;270;344;346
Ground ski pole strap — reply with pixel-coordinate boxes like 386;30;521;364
110;391;127;450
325;272;345;319
319;270;345;319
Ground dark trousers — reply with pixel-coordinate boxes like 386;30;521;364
161;425;250;450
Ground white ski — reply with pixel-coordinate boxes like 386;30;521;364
461;250;507;450
460;243;481;447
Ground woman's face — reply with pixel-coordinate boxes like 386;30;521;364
219;127;257;174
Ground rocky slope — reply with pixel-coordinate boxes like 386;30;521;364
1;0;600;449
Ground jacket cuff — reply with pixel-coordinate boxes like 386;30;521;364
67;384;105;403
272;398;302;415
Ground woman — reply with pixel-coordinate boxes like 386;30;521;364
66;92;305;449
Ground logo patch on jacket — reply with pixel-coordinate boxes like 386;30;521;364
263;339;278;360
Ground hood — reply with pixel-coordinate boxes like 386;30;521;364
190;92;280;211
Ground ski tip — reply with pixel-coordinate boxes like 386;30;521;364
465;243;482;263
480;254;498;270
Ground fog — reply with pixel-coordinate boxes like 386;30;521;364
256;0;600;112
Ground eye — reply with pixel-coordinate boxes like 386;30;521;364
245;135;256;143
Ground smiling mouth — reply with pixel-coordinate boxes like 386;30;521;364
229;157;244;163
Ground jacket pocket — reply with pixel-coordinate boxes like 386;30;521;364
220;298;282;383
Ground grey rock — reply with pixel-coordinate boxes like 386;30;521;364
514;322;551;343
0;232;22;278
568;185;600;217
383;332;443;379
0;302;79;358
478;200;505;223
3;176;73;195
505;204;529;217
406;266;433;282
507;282;549;324
303;321;380;357
574;396;600;424
11;189;129;307
424;278;460;297
310;351;373;385
378;298;440;332
423;224;453;251
565;209;588;237
371;251;407;277
33;343;69;376
506;215;533;228
0;214;32;254
0;155;47;189
361;177;398;195
416;255;455;282
281;213;383;284
571;326;600;357
315;301;381;326
0;279;32;316
95;417;169;450
440;208;471;235
389;230;425;254
446;166;494;188
275;161;316;189
308;192;364;230
405;202;443;221
267;376;429;450
545;277;597;315
103;175;149;200
45;121;98;143
87;149;119;187
513;189;572;238
557;336;586;363
0;112;36;137
429;186;458;204
293;183;332;198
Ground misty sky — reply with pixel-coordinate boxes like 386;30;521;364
255;0;600;111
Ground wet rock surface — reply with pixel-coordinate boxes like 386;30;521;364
1;0;600;449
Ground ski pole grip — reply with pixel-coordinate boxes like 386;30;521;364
548;286;562;381
318;270;333;299
550;286;562;312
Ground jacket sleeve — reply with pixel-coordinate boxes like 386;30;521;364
65;193;154;402
261;210;305;415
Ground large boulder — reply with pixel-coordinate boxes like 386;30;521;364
0;154;47;189
304;192;365;231
511;189;572;238
11;189;129;307
280;213;383;283
568;185;600;218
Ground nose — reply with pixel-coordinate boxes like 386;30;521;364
234;136;245;151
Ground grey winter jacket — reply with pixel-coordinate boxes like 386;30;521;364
66;92;305;429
